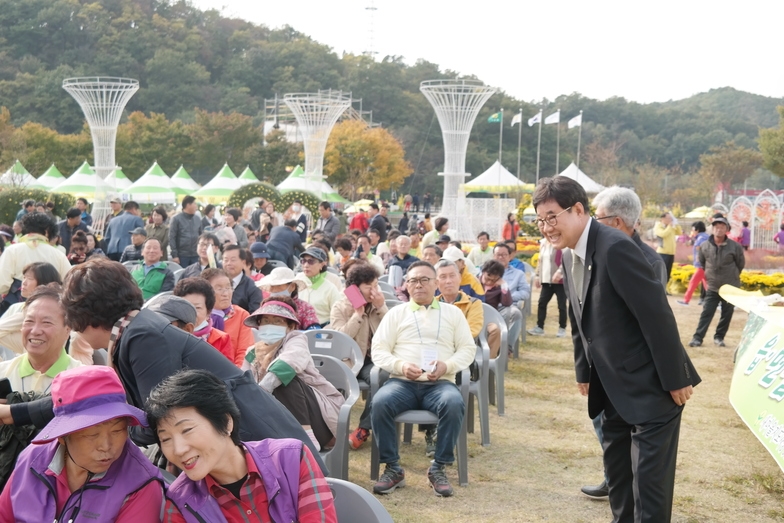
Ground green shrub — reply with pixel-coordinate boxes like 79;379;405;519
0;187;75;225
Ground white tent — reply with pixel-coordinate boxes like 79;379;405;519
461;160;534;194
557;162;605;193
0;160;36;187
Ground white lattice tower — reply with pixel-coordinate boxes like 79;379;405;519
63;77;138;234
284;90;351;200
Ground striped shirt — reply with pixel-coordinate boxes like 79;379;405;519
163;445;335;523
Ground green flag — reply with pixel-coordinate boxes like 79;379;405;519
487;112;502;123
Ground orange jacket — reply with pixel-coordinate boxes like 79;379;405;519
206;328;235;364
223;306;254;367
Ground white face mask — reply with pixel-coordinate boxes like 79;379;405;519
256;324;288;344
194;318;209;331
269;289;291;297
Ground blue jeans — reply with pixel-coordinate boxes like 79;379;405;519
371;379;464;466
178;255;199;267
592;412;608;483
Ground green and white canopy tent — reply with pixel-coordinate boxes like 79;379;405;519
0;160;36;187
238;166;259;186
105;167;132;191
277;165;350;204
51;161;111;199
123;162;176;204
193;163;241;204
28;164;66;190
170;165;200;196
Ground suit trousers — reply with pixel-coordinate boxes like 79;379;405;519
693;290;734;342
536;283;567;329
601;395;683;523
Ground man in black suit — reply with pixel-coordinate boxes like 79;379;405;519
221;244;262;313
532;177;700;523
367;203;388;242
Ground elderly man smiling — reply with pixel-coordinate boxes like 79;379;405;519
371;261;475;497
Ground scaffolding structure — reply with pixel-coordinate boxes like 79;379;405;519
283;90;352;199
420;79;497;239
63;77;139;232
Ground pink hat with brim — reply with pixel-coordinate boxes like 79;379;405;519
33;366;147;444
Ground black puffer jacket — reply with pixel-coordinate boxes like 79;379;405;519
698;236;745;291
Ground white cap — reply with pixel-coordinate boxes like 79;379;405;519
442;246;466;262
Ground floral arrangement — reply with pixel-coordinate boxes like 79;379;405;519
668;263;784;295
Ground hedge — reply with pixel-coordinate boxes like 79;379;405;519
0;187;75;225
226;183;321;214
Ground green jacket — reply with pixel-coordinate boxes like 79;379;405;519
131;263;175;301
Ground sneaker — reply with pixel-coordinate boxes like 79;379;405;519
427;467;454;497
580;479;609;500
373;466;406;494
714;337;726;347
677;300;689;306
689;338;702;347
698;299;704;305
348;427;370;450
556;327;567;338
425;428;437;458
527;326;545;336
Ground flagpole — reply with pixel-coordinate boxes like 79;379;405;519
498;108;504;163
516;107;522;179
576;110;583;170
535;109;543;184
555;109;561;175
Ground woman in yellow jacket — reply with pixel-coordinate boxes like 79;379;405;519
653;212;682;286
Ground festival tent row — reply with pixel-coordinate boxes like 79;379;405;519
28;164;66;190
277;165;350;204
0;160;36;187
123;162;177;203
193;163;241;203
50;161;112;198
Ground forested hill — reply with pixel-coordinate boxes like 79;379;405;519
0;0;782;197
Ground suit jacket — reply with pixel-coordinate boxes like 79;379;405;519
564;220;700;425
105;213;144;255
232;273;262;314
632;231;667;288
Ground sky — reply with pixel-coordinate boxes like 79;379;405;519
191;0;784;105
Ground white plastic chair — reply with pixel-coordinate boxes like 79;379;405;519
312;354;360;481
377;280;395;294
305;330;363;376
327;478;394;523
482;304;508;416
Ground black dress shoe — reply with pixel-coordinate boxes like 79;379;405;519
580;479;609;500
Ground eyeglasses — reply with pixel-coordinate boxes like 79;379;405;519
213;286;232;294
406;277;433;287
300;257;321;265
535;206;572;229
593;214;617;222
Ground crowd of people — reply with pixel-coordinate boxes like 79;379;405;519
0;183;752;521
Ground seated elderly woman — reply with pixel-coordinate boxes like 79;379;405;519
174;277;236;365
329;262;388;449
0;285;82;393
0;366;164;521
200;268;253;367
257;267;319;329
146;369;336;523
297;247;340;327
0;262;63;356
242;296;344;451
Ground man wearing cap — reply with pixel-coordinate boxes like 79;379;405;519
147;294;197;332
130;238;176;301
267;219;306;269
105;200;144;262
441;246;485;301
56;207;89;254
120;226;147;263
368;203;387;242
0;366;165;521
688;215;745;348
104;197;124;229
250;241;273;278
435;235;451;253
315;201;340;243
371;261;476;497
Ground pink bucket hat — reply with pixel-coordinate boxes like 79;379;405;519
33;366;147;444
244;300;300;327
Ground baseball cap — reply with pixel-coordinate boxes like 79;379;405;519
442;245;466;262
147;295;197;325
299;247;327;263
130;227;147;236
437;234;451;244
110;197;122;204
33;366;147;444
249;242;270;259
712;216;730;229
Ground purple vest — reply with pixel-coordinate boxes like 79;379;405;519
10;439;164;522
166;439;303;523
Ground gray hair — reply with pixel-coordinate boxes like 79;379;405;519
434;259;459;273
592;186;641;229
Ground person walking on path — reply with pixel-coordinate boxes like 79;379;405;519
653;212;682;288
688;216;745;348
527;238;566;337
678;221;709;306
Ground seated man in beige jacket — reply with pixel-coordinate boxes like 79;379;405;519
329;261;389;450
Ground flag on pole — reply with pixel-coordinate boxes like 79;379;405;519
487;112;502;123
511;113;522;126
528;112;541;127
544;110;560;125
568;113;583;129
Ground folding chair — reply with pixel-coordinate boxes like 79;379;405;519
369;367;470;486
173;268;185;283
305;330;363;376
482;304;508;416
312;354;360;481
266;259;288;269
327;478;394;523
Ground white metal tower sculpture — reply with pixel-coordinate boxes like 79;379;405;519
63;77;139;231
284;90;351;200
420;79;497;238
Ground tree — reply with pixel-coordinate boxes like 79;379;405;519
759;106;784;178
323;120;412;200
187;109;263;177
697;141;762;192
115;112;192;178
244;129;303;185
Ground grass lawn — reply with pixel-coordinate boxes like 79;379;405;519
345;291;784;522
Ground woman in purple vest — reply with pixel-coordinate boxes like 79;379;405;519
0;366;164;522
146;369;336;523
